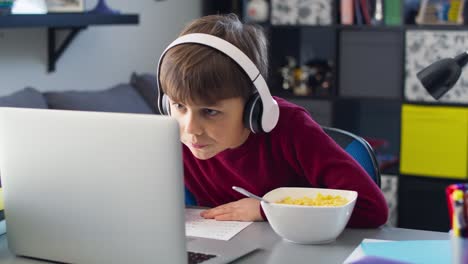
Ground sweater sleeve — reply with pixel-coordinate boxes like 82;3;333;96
284;110;388;228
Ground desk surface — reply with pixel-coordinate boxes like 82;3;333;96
0;222;449;264
231;223;449;264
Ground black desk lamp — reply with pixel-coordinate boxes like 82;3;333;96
417;52;468;99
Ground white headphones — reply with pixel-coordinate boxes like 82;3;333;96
156;33;279;133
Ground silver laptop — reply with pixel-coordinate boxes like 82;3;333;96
0;108;256;264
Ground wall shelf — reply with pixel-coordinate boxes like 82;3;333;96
0;13;139;72
0;13;138;28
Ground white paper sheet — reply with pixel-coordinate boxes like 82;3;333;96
185;208;253;241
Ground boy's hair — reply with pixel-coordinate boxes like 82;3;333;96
159;14;268;105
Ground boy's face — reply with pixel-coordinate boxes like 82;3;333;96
168;97;250;160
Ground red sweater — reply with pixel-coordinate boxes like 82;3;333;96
183;97;388;228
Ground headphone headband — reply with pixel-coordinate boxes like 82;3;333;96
163;33;260;80
156;33;279;132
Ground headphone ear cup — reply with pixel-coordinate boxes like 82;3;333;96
243;94;263;133
161;94;171;115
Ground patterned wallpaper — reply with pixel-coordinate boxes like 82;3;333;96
271;0;332;25
405;30;468;103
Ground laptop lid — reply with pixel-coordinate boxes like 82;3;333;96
0;108;186;264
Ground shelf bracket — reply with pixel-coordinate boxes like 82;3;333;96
47;27;86;73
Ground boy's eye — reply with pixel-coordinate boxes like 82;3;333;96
172;103;185;110
203;109;220;116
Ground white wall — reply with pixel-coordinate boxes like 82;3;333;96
0;0;202;95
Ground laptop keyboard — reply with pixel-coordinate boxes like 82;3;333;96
187;251;217;264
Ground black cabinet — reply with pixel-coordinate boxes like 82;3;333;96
338;29;403;99
398;175;463;232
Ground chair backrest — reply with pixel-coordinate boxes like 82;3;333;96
322;126;381;188
185;186;197;206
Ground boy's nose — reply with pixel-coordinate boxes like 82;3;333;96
184;113;203;136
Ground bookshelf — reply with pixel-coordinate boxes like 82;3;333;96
0;13;139;72
203;0;468;232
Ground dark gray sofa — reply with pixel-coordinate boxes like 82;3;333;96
0;73;160;115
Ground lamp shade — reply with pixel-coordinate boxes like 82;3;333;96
417;52;468;100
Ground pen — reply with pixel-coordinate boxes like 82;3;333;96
452;190;466;237
462;189;468;238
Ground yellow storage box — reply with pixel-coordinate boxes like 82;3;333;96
400;104;468;179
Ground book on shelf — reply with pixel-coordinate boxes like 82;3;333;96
384;0;402;25
340;0;389;26
416;0;466;25
360;0;372;25
341;0;354;25
354;0;364;25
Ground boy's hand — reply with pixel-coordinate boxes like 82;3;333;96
200;198;264;222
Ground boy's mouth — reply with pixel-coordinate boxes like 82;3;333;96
191;143;208;149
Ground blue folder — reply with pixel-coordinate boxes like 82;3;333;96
361;240;451;264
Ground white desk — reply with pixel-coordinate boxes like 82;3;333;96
0;223;449;264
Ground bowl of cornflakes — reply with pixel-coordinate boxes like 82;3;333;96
261;187;357;244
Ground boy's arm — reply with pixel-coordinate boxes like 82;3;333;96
318;156;389;228
200;198;263;221
287;111;388;228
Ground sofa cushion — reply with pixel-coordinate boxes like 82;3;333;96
44;83;153;114
130;72;159;114
0;87;48;109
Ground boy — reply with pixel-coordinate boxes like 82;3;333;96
158;14;388;227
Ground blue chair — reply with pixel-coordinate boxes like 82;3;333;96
185;186;197;206
322;126;381;188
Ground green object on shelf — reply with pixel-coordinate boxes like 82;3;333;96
384;0;402;25
0;2;13;8
0;0;13;6
0;0;13;15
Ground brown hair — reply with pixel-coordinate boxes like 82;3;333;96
159;14;268;105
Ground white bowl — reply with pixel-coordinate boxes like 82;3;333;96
261;187;357;244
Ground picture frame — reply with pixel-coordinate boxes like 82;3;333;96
45;0;84;13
